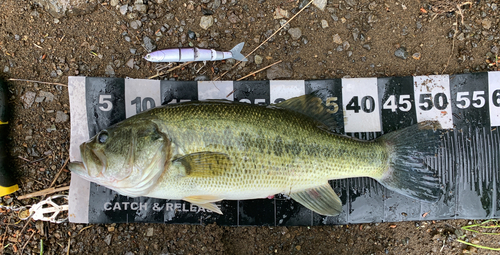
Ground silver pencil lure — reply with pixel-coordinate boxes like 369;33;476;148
144;42;248;63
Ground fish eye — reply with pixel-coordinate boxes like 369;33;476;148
98;131;108;144
145;54;151;59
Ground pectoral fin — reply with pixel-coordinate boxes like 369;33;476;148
184;195;223;215
172;152;232;177
290;183;342;216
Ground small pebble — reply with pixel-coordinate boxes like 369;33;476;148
130;20;142;29
146;228;154;237
104;234;112;245
254;55;263;65
143;36;156;52
126;58;135;69
395;47;409;60
200;16;214;30
120;5;128;15
288;27;302;40
55;111;69;123
321;19;329;28
105;64;115;76
333;34;342;44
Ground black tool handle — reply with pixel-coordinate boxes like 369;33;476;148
0;79;18;196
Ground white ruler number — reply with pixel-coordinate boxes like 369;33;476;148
455;91;486;109
382;94;412;112
98;94;113;111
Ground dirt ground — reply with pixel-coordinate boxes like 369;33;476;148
1;0;500;254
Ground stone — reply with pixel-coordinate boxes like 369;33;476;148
343;41;350;50
55;111;69;123
288;27;302;40
104;234;112;245
130;20;142;29
394;47;409;60
267;62;293;80
333;34;342;44
21;91;36;109
146;228;154;237
143;36;156;52
312;0;326;11
345;0;356;6
194;75;209;81
35;96;45;103
200;16;213;30
254;55;263;65
126;58;135;69
134;3;148;13
482;19;492;30
110;0;119;7
105;64;115;76
39;91;55;102
119;5;128;15
228;13;239;23
274;7;289;19
321;20;329;28
33;0;98;18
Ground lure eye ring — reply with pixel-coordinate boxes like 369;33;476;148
97;131;109;144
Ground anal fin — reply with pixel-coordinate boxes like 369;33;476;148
184;195;223;215
290;183;342;216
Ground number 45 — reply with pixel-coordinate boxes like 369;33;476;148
383;95;412;112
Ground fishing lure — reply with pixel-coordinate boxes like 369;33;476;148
144;42;248;63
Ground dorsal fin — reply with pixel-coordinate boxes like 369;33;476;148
274;95;337;130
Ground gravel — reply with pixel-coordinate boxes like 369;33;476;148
200;16;214;30
288;27;302;40
395;47;409;60
143;36;156;52
333;34;342;44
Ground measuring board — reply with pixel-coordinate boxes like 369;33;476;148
68;72;500;225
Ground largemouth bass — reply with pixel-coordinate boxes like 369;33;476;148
69;95;441;216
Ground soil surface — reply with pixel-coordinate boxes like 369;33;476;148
1;0;500;254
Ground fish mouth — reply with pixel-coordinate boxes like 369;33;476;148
73;142;107;179
67;161;87;176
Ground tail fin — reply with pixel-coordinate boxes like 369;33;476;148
377;121;442;202
229;42;247;61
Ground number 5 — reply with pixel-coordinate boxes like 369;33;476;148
456;92;470;109
99;94;113;111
